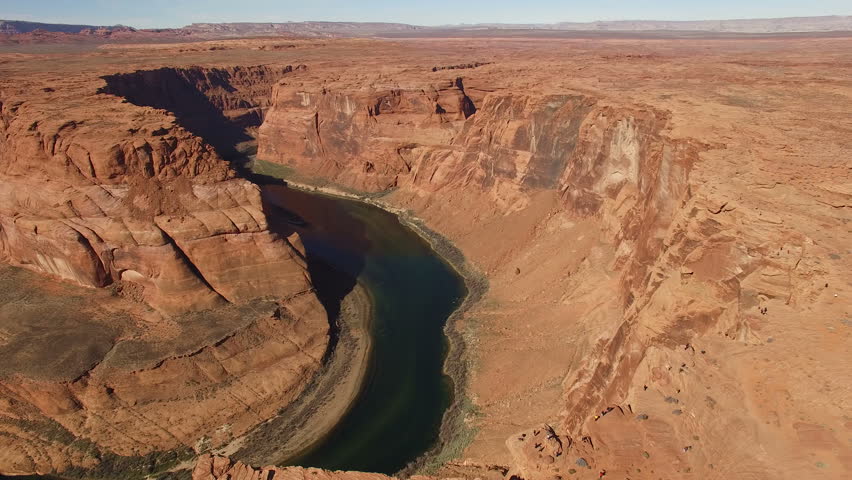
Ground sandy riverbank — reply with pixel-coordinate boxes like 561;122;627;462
220;283;374;464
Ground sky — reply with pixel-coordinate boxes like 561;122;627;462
1;0;851;29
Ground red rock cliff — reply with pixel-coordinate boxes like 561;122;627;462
0;63;331;475
0;65;310;313
255;62;849;480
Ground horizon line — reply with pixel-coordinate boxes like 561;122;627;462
1;14;851;30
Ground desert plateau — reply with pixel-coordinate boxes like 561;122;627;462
0;4;850;480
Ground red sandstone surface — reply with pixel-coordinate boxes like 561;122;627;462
0;31;850;480
0;48;328;474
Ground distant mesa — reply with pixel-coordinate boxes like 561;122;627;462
1;15;852;41
0;19;135;34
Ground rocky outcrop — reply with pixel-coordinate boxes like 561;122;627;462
193;455;406;480
0;294;327;475
256;59;850;479
0;62;331;475
258;75;477;191
0;64;310;313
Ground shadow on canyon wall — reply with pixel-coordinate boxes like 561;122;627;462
98;67;254;159
98;65;371;349
255;177;371;351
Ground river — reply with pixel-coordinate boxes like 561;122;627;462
256;183;467;474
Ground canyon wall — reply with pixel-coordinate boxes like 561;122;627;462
2;36;848;480
0;66;312;313
99;65;301;144
258;77;477;191
256;65;849;479
192;454;401;480
0;64;333;475
258;72;699;318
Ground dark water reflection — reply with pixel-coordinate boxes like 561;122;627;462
260;185;466;473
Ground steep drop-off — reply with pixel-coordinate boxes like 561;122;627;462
99;65;301;156
0;64;313;312
255;62;850;479
258;76;479;191
0;63;332;475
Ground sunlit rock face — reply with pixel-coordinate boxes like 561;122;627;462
0;64;329;474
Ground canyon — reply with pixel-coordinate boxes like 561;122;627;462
0;28;850;480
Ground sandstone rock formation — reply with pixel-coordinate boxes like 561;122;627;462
0;295;326;475
192;454;400;480
0;55;330;474
0;71;311;313
258;75;477;191
253;38;851;480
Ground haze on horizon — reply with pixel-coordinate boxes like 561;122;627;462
1;0;851;30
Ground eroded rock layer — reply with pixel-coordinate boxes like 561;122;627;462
193;455;399;480
0;59;330;475
256;48;851;479
0;295;326;475
0;65;312;312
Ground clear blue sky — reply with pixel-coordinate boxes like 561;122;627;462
1;0;850;28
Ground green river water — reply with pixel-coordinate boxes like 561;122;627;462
258;183;467;474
